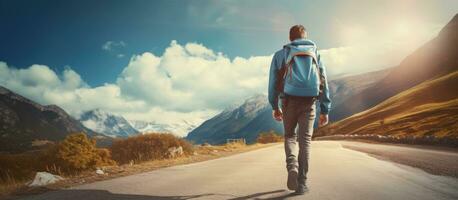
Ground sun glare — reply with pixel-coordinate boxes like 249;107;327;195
394;21;411;36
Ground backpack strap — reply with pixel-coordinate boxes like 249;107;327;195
315;49;324;96
290;51;318;64
274;47;289;96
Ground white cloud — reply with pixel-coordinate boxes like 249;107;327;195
102;41;126;51
117;40;271;112
102;41;127;59
0;40;271;126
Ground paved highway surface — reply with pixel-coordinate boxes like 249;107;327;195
340;141;458;177
19;141;458;200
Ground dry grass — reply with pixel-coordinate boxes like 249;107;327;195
257;131;284;144
0;173;27;199
110;133;193;164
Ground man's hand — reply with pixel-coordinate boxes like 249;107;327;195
272;109;283;121
319;114;329;127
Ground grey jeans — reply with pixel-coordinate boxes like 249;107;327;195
281;95;316;185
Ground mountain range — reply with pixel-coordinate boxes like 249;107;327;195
129;120;198;137
328;69;391;111
317;70;458;143
187;15;457;145
187;94;283;144
0;85;196;152
78;109;199;138
0;86;109;152
79;109;139;138
186;69;390;144
315;15;458;143
330;14;458;122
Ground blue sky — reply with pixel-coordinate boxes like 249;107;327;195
0;0;457;131
2;0;456;86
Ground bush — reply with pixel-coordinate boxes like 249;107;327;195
44;133;116;174
111;133;194;164
257;131;284;144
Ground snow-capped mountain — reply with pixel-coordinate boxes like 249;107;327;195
79;109;139;138
186;94;283;144
129;120;199;137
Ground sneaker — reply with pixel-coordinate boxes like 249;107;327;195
287;170;298;191
294;184;309;195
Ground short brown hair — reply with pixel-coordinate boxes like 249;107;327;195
289;25;307;41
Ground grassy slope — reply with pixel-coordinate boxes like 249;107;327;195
319;71;458;138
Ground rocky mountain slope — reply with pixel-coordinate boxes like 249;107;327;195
79;109;139;138
186;94;283;144
0;86;105;152
328;69;391;112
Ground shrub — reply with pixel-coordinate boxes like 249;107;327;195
257;131;284;144
44;133;116;173
224;141;246;149
111;133;194;164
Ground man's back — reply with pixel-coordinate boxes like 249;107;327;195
268;38;331;115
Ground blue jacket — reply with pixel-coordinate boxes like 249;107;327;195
268;38;331;114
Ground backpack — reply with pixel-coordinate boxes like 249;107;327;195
275;45;324;97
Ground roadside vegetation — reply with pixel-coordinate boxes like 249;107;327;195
0;132;275;198
257;131;284;144
0;133;115;196
111;133;193;164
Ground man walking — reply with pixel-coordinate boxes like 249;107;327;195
268;25;331;195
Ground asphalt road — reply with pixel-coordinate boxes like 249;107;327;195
20;141;458;200
340;141;458;177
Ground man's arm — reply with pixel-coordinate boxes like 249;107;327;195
317;53;331;125
268;52;280;110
